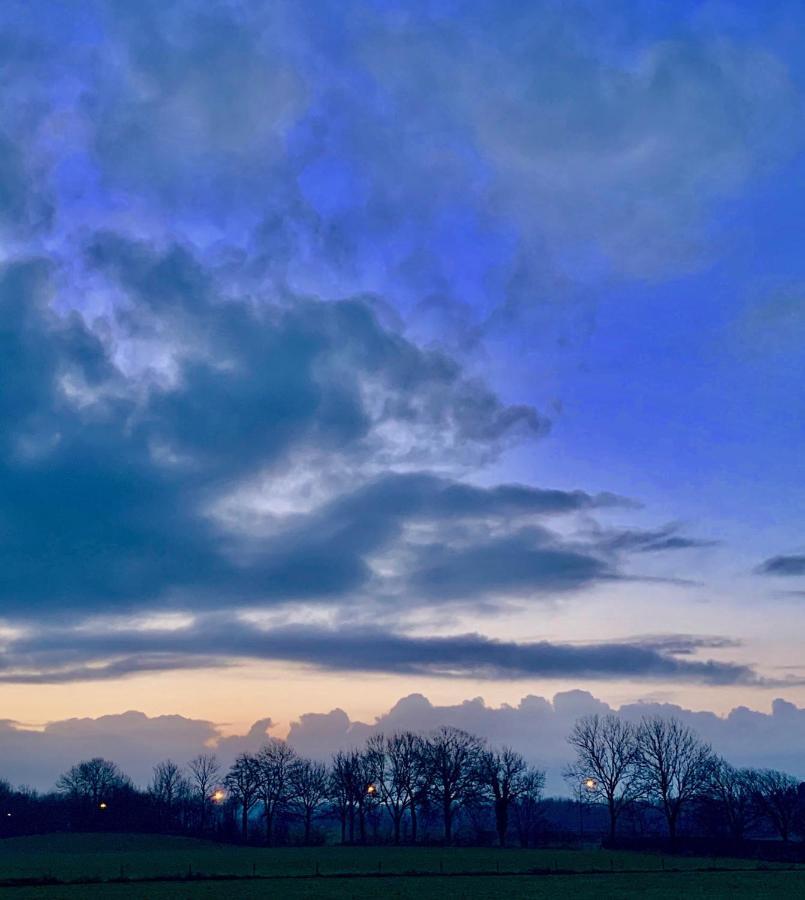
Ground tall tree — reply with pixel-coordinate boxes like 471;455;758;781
477;746;529;846
566;714;643;841
636;716;712;843
188;753;220;834
329;750;369;843
256;739;296;845
754;768;800;842
424;727;484;844
288;758;329;844
366;732;420;844
703;758;761;842
150;760;186;829
57;758;125;807
224;753;261;841
511;767;546;848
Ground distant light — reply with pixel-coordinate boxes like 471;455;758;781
366;784;377;795
584;778;597;791
99;802;107;810
5;813;10;817
212;789;226;803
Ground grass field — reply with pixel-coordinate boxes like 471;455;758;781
0;833;802;898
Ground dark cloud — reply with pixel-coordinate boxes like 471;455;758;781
0;247;553;618
757;554;805;576
407;529;613;600
595;524;718;554
0;619;762;688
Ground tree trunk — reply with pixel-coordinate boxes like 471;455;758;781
241;804;249;842
304;809;312;844
410;804;418;844
265;807;273;846
393;814;401;845
667;809;677;846
443;798;453;844
495;799;508;847
609;805;617;842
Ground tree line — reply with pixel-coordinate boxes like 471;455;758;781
0;715;802;848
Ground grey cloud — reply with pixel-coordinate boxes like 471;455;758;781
593;524;719;554
757;554;805;576
0;248;549;617
407;529;613;600
1;619;762;688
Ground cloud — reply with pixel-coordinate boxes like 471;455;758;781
3;691;805;795
0;237;701;624
0;619;764;688
756;554;805;576
0;247;557;618
591;523;719;554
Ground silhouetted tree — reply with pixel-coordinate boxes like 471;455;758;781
256;739;296;845
478;746;529;846
754;768;800;842
424;727;484;844
703;758;761;842
150;760;187;830
636;716;712;844
188;753;220;834
289;758;328;844
512;767;546;848
566;714;643;841
57;758;125;808
366;733;419;844
330;750;369;843
224;753;261;841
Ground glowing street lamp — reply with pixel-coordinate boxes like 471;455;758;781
584;778;598;792
366;784;377;797
99;802;108;810
211;789;226;804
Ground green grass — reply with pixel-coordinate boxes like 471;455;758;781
6;872;805;899
0;834;801;898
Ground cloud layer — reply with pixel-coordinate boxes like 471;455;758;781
3;691;805;795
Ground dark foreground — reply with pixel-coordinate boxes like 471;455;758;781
0;834;802;898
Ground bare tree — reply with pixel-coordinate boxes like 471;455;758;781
256;739;296;845
188;753;220;833
150;760;187;828
330;749;370;843
636;716;713;843
289;758;329;844
566;714;642;841
478;746;528;846
224;753;261;841
366;732;421;844
57;758;125;807
424;727;484;844
704;758;761;842
753;768;800;842
512;767;546;848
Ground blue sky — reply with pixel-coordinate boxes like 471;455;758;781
1;0;805;755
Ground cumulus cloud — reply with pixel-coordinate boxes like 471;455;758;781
3;691;805;795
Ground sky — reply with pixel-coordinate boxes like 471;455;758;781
1;0;805;788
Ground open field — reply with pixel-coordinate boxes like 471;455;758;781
0;834;803;898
